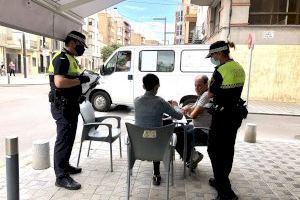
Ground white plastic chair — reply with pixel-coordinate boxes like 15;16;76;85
77;101;122;172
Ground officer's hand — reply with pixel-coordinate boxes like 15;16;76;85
79;76;90;84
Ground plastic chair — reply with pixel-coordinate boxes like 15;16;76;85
77;101;122;172
125;123;176;200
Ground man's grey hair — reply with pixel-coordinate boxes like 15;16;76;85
195;75;208;84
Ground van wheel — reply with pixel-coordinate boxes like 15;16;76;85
91;91;111;112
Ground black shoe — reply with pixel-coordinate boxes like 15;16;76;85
67;165;82;174
186;151;203;170
152;174;161;186
213;191;238;200
55;175;81;190
209;178;217;188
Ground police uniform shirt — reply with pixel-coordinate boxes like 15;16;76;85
49;48;82;98
209;60;245;107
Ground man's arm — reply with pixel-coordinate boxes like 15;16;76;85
54;75;81;88
161;99;183;120
186;92;210;119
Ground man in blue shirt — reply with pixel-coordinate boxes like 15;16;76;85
134;73;183;186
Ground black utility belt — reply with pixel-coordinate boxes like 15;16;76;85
208;102;248;119
49;91;81;104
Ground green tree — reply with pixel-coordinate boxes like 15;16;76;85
101;44;122;62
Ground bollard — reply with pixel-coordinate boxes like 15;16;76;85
244;123;257;143
6;136;19;200
7;74;10;84
32;140;50;170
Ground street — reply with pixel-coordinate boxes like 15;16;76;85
0;84;54;164
0;84;299;167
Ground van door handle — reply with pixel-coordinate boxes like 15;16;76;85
128;74;133;80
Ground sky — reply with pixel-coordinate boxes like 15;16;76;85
109;0;182;44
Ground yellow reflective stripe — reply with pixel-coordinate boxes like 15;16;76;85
48;51;81;75
217;61;245;86
48;52;61;73
65;54;81;75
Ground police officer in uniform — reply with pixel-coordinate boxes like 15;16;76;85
48;31;90;190
206;41;246;200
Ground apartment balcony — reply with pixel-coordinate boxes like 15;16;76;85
185;13;197;23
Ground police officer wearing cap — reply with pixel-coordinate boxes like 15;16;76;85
48;30;90;190
206;41;246;200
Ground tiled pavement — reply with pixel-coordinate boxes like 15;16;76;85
0;130;299;200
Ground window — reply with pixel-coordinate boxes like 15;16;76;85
181;50;214;72
103;51;131;75
139;50;174;72
249;0;300;25
32;57;36;67
116;51;131;72
88;18;93;26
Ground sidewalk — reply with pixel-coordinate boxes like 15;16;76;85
0;74;49;85
0;129;299;200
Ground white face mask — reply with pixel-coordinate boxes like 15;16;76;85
210;57;220;66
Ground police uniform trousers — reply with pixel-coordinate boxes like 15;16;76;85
51;102;80;178
207;109;243;195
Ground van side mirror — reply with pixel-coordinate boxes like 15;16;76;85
100;64;105;75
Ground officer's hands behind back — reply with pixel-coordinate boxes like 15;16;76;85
79;76;90;84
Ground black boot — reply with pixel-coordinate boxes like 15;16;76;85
55;175;81;190
67;165;82;174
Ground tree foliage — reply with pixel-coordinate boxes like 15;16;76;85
101;44;122;62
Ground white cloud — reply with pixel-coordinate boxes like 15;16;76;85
129;20;175;44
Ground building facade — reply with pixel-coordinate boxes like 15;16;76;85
130;32;145;46
192;0;300;102
82;14;105;71
175;0;200;44
0;26;62;76
98;10;131;46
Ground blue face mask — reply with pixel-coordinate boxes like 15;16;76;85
210;57;220;66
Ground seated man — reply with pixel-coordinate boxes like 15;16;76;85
176;75;212;169
134;73;183;186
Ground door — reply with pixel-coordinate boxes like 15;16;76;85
101;50;133;105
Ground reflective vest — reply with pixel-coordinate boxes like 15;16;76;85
217;61;245;89
48;51;80;76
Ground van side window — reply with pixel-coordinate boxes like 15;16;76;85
116;51;131;72
103;51;131;74
181;50;214;72
139;50;174;72
104;53;117;75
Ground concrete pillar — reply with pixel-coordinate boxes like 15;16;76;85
244;123;256;143
32;140;50;170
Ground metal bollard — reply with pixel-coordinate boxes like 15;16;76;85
7;74;10;84
6;136;19;200
244;123;257;143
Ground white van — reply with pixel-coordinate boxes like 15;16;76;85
87;45;214;112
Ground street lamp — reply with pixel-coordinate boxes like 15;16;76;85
22;32;27;78
13;31;27;78
153;17;166;45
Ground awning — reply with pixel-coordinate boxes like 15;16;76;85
0;0;124;40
